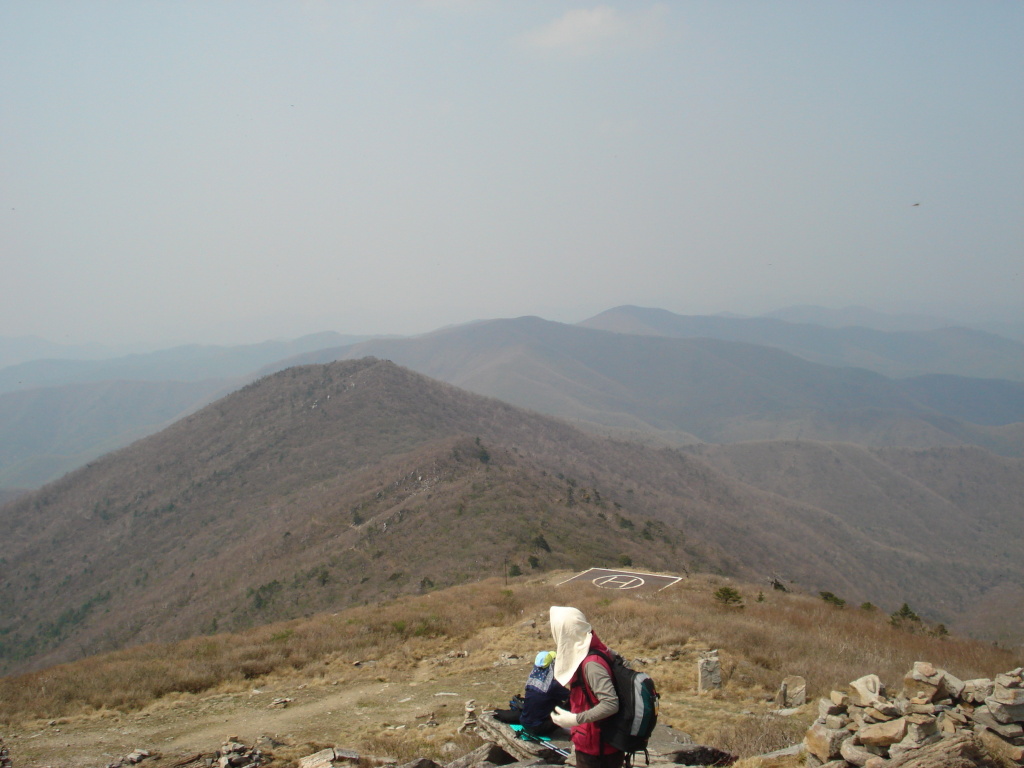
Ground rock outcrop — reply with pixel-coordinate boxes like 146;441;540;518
804;663;1024;767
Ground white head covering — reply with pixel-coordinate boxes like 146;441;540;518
549;606;593;687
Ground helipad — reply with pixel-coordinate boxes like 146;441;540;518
556;568;682;592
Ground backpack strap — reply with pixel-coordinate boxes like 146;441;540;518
577;651;609;707
577;650;617;754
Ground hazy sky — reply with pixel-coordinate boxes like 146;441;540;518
2;2;1022;346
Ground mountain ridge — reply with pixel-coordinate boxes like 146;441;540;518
5;310;1021;492
3;358;1022;674
579;305;1024;381
280;316;1024;455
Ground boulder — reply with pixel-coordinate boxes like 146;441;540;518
905;714;939;745
996;670;1024;688
819;697;847;718
972;707;1024;740
977;727;1024;767
964;679;996;705
904;662;945;703
867;700;902;720
841;738;877;767
993;678;1024;707
805;722;850;762
824;714;849;730
889;732;942;761
397;760;441;768
776;675;807;708
850;675;887;707
860;717;909;748
299;750;338;768
444;744;516;768
886;732;994;768
942;671;968;700
984;699;1024;725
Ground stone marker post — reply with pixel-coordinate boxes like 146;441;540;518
698;650;722;692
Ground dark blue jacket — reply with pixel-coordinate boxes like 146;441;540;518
520;663;569;731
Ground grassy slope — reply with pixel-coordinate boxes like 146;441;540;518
1;574;1021;767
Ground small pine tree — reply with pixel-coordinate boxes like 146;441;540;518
756;591;765;603
508;564;522;577
713;586;744;608
890;602;922;630
820;591;846;609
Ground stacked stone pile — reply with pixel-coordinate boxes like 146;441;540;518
804;662;1024;767
212;738;267;768
0;737;11;768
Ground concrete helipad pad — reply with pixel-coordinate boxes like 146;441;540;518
556;568;682;592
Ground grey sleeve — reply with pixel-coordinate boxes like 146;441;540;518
575;659;620;724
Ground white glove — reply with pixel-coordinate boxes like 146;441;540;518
551;706;577;729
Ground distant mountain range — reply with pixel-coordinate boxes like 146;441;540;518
760;304;1024;341
580;306;1024;381
0;332;372;394
0;336;146;370
0;333;375;489
2;358;1021;675
285;316;1024;455
1;312;1021;492
0;378;235;488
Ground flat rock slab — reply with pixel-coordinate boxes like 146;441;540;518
476;714;734;766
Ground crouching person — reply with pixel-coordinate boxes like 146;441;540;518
521;650;569;735
549;606;623;768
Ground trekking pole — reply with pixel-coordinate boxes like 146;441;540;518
517;730;570;758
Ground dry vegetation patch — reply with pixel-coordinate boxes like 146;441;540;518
1;573;1021;767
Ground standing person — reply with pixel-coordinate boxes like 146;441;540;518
548;606;623;768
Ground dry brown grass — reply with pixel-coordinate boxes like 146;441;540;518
2;572;1021;763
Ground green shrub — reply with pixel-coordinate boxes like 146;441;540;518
713;586;743;607
820;591;846;609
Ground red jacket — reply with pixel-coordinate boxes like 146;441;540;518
568;634;620;756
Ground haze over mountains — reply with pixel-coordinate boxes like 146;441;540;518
580;306;1024;381
296;315;1024;455
1;307;1022;488
5;308;1022;492
0;333;375;489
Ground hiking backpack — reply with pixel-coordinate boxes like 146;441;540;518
590;649;660;762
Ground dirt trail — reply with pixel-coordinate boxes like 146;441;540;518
4;656;528;767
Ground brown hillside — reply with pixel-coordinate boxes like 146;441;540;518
687;440;1024;645
2;359;1021;676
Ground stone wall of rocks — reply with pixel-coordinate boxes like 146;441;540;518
804;662;1024;767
